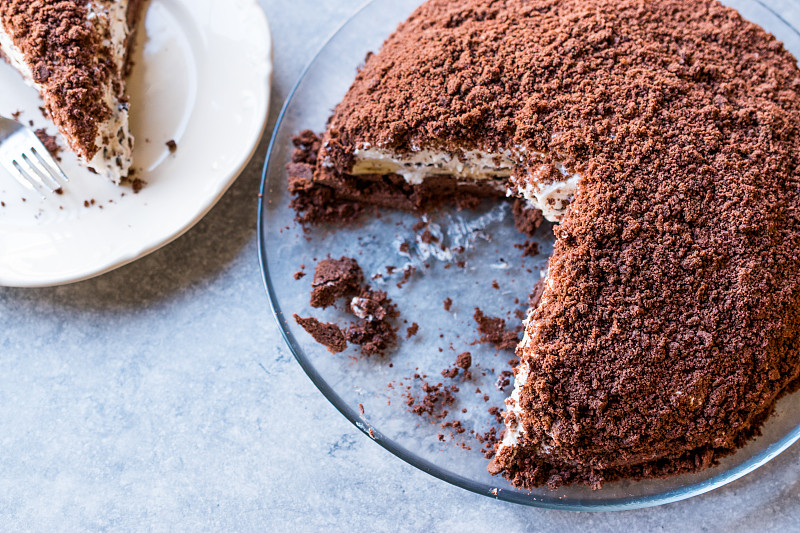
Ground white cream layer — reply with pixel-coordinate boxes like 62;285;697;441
86;0;134;184
498;270;555;455
0;1;133;183
0;18;34;83
350;146;579;223
352;147;517;184
515;162;581;223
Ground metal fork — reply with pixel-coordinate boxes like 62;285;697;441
0;115;69;196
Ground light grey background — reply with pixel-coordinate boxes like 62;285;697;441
1;0;799;530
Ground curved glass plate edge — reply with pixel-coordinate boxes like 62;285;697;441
256;0;800;511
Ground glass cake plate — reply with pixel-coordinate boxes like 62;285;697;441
258;0;800;510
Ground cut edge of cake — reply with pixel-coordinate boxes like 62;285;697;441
340;142;581;223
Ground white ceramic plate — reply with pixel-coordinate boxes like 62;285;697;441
0;0;272;287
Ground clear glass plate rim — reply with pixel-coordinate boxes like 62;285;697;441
256;0;800;511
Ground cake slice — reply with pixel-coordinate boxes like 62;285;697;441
291;0;800;489
0;0;146;183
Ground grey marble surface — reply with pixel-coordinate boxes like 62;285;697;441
1;0;800;530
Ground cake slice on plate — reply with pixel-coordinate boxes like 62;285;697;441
291;0;800;488
0;0;146;183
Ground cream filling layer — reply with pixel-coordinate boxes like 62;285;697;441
352;147;517;184
498;270;555;456
0;19;34;84
516;163;581;223
0;1;133;183
350;147;579;223
85;0;134;184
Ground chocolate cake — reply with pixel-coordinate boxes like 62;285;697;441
290;0;800;489
0;0;146;183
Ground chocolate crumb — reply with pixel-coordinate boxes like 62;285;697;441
310;257;364;308
345;287;399;356
441;367;458;379
479;427;502;459
456;352;472;370
301;257;401;357
34;128;61;161
512;200;545;237
404;376;457;419
396;266;416;289
496;370;514;391
514;240;540;258
420;229;437;244
293;315;347;354
473;308;519;351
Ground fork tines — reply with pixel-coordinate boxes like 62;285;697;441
8;146;68;196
